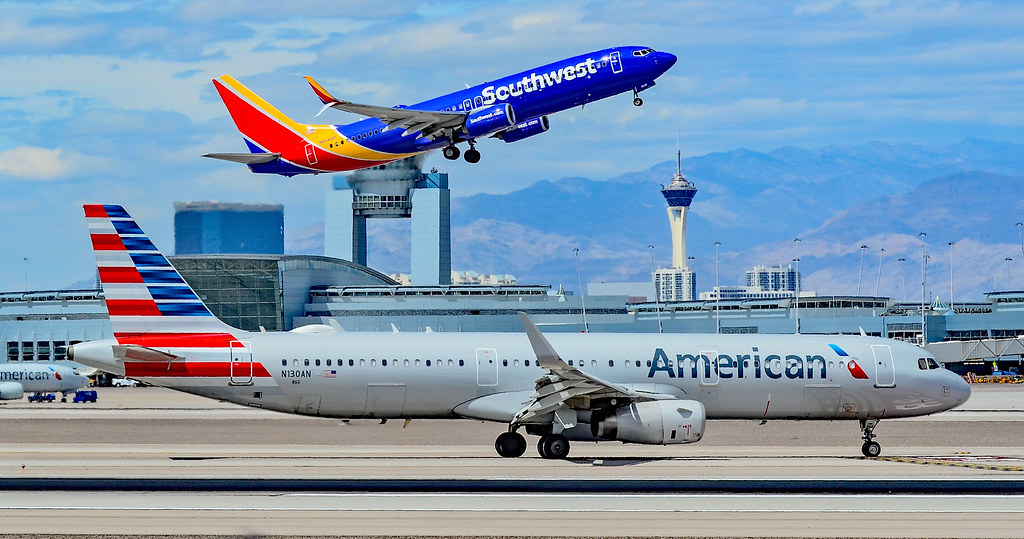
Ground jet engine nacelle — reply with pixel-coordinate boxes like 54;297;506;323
0;381;24;400
464;104;516;138
592;399;706;444
495;116;549;143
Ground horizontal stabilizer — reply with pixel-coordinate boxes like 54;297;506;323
202;152;280;165
113;345;184;363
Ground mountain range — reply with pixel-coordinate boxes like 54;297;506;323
287;139;1024;302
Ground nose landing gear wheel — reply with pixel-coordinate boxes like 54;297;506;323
633;97;643;106
859;419;881;457
495;431;527;458
442;145;460;160
538;433;570;459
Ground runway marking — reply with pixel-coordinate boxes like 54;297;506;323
3;493;1024;513
867;455;1024;472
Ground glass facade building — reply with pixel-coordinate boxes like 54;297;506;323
174;202;284;255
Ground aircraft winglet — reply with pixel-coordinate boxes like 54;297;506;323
305;76;339;106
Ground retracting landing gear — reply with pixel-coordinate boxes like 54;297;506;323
860;419;881;457
495;430;527;458
464;140;481;163
442;145;460;160
632;89;643;107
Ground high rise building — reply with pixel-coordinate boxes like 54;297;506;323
654;150;698;301
174;202;284;255
746;264;798;293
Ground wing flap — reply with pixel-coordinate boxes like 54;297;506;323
512;312;680;426
304;76;465;139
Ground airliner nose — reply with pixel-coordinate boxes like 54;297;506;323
947;372;972;409
656;51;678;70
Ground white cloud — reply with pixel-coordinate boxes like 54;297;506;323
0;146;70;180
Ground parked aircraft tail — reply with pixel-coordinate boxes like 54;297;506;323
83;204;239;348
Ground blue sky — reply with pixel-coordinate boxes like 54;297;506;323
1;0;1023;291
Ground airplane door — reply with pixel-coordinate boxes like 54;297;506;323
698;350;720;387
304;143;318;165
871;345;896;388
610;51;623;74
476;348;498;386
229;340;252;386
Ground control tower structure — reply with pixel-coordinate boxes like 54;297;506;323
654;150;698;301
325;158;451;285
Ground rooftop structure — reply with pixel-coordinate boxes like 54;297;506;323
325;158;451;285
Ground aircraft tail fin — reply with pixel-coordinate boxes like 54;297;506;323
83;204;239;347
209;76;321;175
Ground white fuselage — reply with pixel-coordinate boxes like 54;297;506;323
72;330;971;422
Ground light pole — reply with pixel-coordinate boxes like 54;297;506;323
1006;257;1014;291
875;248;885;297
648;244;663;334
897;257;907;301
23;257;28;291
857;244;868;295
919;232;927;345
572;248;588;333
948;241;955;312
1018;222;1024;270
715;241;721;334
793;238;801;334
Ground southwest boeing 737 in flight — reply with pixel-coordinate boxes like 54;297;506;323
69;205;970;458
204;46;677;176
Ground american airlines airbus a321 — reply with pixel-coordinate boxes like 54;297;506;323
204;47;677;176
69;205;971;458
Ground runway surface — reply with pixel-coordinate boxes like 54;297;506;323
1;384;1023;537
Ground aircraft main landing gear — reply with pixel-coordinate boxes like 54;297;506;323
632;89;643;107
537;433;570;459
860;419;881;457
442;145;460;160
495;431;527;458
464;140;480;163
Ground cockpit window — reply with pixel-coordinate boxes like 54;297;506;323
919;357;942;370
928;358;941;369
632;48;654;57
918;358;928;370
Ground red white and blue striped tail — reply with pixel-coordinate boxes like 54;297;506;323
84;204;239;347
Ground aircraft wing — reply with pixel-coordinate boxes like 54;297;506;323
304;76;465;139
512;312;677;425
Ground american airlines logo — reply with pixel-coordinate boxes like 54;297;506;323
646;345;863;381
481;58;602;104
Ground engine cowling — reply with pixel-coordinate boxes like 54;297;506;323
0;381;24;400
495;116;549;143
464;104;516;138
592;399;705;444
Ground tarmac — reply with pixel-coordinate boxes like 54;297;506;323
0;384;1022;537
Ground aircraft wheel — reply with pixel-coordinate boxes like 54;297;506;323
442;145;460;160
495;431;527;458
538;433;570;459
861;441;881;458
464;148;481;163
633;97;644;107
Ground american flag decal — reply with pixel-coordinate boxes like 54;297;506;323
323;370;336;378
